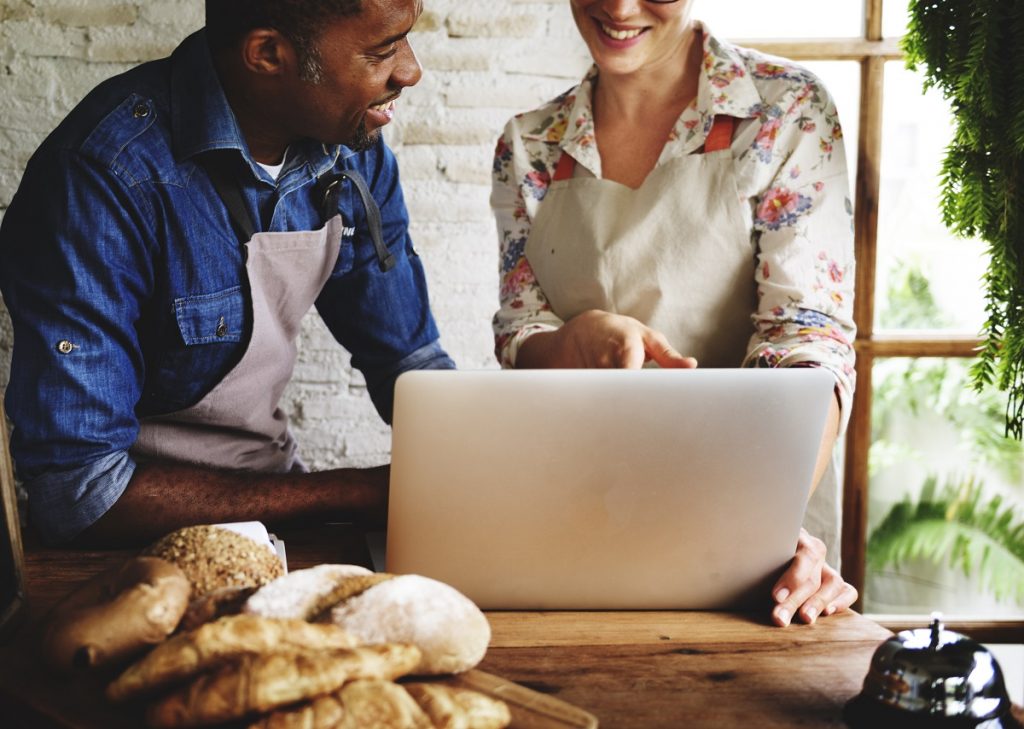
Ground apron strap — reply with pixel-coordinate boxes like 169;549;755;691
316;169;397;273
553;150;577;182
704;115;737;153
550;115;739;182
202;153;396;274
203;153;258;243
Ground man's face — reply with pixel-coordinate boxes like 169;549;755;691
281;0;423;150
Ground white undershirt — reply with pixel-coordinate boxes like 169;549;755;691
256;147;289;181
256;159;285;180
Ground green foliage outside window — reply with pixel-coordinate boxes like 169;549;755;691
902;0;1024;438
868;259;1024;606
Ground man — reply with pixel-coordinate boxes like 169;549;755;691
0;0;452;547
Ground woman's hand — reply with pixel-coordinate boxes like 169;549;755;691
518;309;698;369
770;528;857;626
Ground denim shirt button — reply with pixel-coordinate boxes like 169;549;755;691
56;340;76;354
215;316;227;338
132;103;150;119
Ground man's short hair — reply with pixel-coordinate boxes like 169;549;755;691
206;0;363;81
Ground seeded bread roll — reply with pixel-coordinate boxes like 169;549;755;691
144;525;284;598
330;575;491;675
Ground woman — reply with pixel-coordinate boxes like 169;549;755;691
491;0;857;626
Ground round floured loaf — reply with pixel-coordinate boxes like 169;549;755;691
243;564;375;621
330;574;491;675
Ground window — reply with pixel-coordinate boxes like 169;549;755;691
699;0;1024;644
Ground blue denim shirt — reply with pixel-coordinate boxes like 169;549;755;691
0;31;455;544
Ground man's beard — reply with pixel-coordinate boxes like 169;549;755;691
348;119;380;152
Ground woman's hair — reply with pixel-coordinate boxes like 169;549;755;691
205;0;363;82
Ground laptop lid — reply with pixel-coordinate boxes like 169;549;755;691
385;368;834;610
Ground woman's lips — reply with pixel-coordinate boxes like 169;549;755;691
594;18;648;48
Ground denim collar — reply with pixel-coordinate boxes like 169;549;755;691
169;30;346;179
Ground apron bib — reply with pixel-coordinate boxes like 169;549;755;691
132;217;343;472
524;117;842;562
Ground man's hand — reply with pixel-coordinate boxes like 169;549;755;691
518;309;698;369
770;528;857;626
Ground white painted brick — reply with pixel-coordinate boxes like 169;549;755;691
138;1;203;30
38;1;138;28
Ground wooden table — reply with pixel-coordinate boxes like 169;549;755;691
2;525;1020;728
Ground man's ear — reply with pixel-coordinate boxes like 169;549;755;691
239;28;295;76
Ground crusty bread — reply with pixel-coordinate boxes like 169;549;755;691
144;525;284;598
246;680;512;729
330;575;491;675
40;556;190;674
107;614;360;702
404;682;512;729
335;680;433;729
146;645;422;728
178;585;257;633
243;564;385;621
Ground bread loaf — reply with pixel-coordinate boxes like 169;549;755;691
144;525;284;598
246;680;511;729
146;645;422;728
107;614;360;702
244;567;491;675
330;574;491;675
40;556;190;674
243;563;379;621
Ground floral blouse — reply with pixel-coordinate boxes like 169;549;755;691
490;23;856;427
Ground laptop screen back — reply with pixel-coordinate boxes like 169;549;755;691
385;368;833;609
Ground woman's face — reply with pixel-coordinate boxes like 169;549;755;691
570;0;695;77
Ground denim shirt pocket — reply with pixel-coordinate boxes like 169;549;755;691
174;286;244;344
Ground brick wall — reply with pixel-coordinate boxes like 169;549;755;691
0;0;591;470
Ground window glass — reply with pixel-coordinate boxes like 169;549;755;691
692;0;862;38
864;357;1024;617
874;62;987;333
883;0;910;38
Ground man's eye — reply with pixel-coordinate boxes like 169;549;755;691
373;45;398;61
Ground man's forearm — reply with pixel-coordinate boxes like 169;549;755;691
73;461;389;548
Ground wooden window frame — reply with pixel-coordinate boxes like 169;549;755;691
740;0;1022;644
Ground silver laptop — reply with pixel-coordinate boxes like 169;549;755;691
384;368;833;610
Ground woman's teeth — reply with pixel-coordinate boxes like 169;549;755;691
601;24;643;41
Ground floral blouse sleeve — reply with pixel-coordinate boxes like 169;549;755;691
490;117;566;369
737;64;857;431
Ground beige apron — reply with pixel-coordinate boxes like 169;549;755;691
525;118;842;562
131;217;343;473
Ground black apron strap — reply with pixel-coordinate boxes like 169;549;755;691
203;153;257;243
316;169;396;273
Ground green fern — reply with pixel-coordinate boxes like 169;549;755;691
868;475;1024;604
904;0;1024;438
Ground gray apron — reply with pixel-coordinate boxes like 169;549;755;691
524;116;842;562
132;217;342;472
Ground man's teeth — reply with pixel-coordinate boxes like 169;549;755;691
601;24;643;41
371;100;395;112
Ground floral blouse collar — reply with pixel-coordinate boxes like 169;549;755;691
521;22;763;170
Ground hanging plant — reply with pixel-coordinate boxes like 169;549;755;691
902;0;1024;437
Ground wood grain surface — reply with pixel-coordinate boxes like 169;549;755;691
3;526;1021;729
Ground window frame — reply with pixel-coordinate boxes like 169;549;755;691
739;0;1023;643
